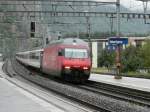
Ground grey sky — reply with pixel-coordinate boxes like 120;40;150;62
98;0;150;11
121;0;144;10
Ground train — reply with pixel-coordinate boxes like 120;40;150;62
16;38;91;82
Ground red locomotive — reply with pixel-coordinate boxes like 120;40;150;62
16;38;91;82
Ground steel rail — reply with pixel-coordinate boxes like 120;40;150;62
10;60;113;112
79;81;150;107
2;62;94;112
12;59;150;110
6;59;150;112
87;81;150;100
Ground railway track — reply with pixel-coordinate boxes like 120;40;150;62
2;61;96;112
4;60;113;112
79;81;150;107
4;59;150;112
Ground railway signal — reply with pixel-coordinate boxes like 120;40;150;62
30;21;35;38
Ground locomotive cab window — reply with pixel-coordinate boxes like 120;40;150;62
64;48;88;59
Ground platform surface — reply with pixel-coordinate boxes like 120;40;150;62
0;62;64;112
90;73;150;92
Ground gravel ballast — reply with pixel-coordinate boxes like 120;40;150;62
11;60;150;112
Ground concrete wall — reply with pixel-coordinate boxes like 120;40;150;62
92;42;98;68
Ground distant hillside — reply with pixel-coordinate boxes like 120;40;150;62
42;3;150;37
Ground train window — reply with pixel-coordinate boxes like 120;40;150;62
64;48;88;59
30;52;39;59
58;49;64;56
35;52;39;59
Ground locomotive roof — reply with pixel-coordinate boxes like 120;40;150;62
16;49;43;54
48;38;88;46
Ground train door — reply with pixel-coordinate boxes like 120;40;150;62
40;51;43;70
57;48;63;75
53;46;59;76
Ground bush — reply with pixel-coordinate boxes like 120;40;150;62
98;40;150;73
139;39;150;68
98;50;115;68
121;46;144;72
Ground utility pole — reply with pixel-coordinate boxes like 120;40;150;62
86;16;92;64
110;16;114;35
115;0;122;79
137;0;150;24
0;34;5;60
143;0;148;24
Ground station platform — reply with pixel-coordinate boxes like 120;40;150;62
0;62;64;112
90;73;150;92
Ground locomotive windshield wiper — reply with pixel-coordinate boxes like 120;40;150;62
70;50;74;59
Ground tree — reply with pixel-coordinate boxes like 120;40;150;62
121;46;144;72
139;40;150;68
98;49;115;68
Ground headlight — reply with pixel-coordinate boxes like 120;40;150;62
64;66;71;69
83;67;88;70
